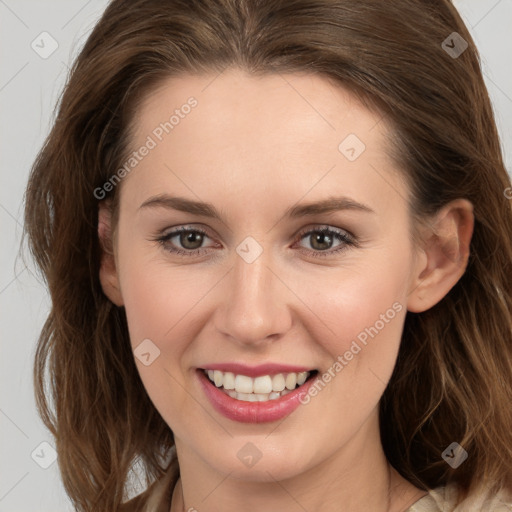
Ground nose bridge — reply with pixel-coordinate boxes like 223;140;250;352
215;238;291;345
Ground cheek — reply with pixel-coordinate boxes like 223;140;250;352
273;271;408;463
117;243;208;350
117;253;210;420
289;246;410;417
297;253;409;357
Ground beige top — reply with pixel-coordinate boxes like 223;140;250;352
120;459;512;512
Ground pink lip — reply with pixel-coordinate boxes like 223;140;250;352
197;369;318;423
200;362;314;377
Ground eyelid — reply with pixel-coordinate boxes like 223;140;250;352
294;224;356;242
159;224;212;239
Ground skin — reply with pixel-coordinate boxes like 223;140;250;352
99;68;474;512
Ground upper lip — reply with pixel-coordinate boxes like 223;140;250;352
199;362;316;378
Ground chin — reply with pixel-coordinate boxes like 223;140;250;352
199;440;312;482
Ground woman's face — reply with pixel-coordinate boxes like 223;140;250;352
109;69;423;481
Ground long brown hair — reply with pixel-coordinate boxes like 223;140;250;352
23;0;512;510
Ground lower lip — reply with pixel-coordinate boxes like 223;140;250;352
197;369;318;423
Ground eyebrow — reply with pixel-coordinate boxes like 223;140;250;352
138;194;375;220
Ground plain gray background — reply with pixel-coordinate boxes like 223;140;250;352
1;1;511;510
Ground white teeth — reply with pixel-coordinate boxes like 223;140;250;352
234;374;254;393
285;373;297;390
213;370;223;387
223;372;235;390
253;375;273;394
297;371;308;386
204;368;314;401
222;388;294;402
272;374;286;392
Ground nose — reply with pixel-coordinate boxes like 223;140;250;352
213;244;293;349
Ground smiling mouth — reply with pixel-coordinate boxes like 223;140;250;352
201;368;319;402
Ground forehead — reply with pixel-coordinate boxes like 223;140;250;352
133;68;384;146
122;68;407;216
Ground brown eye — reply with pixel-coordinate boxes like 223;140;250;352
295;226;357;258
179;230;205;250
156;226;215;257
308;231;334;251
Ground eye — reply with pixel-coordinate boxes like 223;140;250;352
153;224;358;258
154;226;217;257
293;225;357;258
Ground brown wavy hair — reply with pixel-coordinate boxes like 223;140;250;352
23;0;512;510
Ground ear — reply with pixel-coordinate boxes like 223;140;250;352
98;200;124;306
407;198;474;313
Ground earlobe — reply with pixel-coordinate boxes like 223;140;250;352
407;199;474;313
98;201;124;306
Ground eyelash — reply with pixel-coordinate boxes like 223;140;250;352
153;225;358;259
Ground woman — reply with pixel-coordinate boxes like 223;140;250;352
23;0;512;511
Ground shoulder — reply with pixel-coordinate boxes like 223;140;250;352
406;483;512;512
